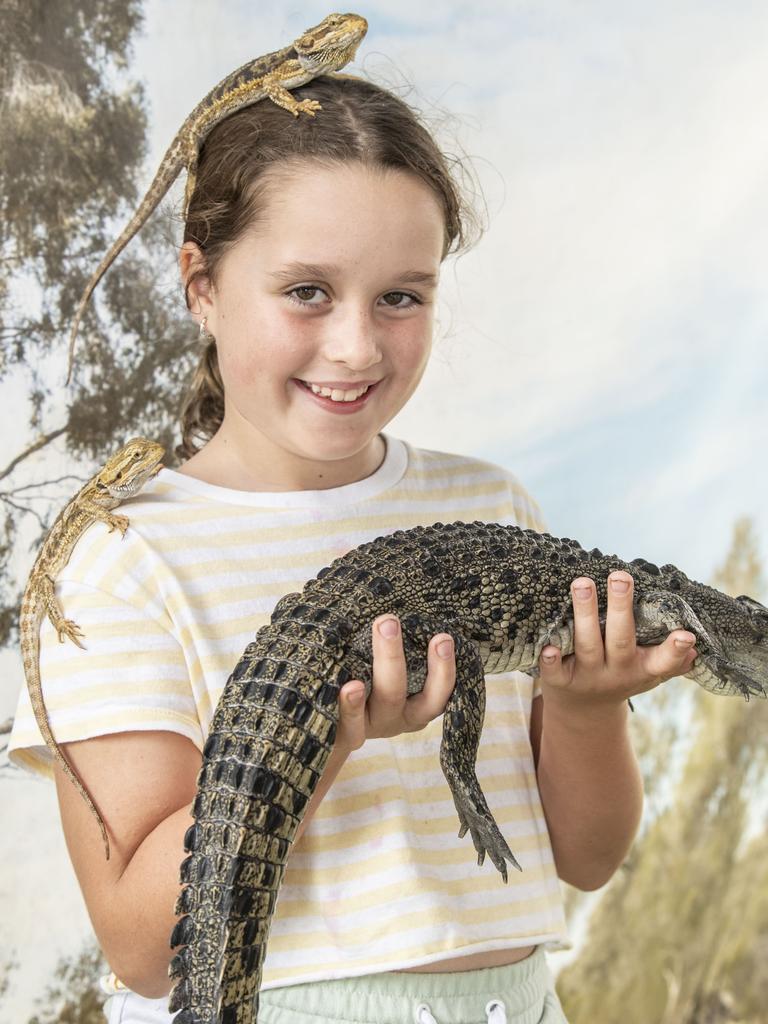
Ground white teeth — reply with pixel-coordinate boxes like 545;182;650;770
306;382;371;402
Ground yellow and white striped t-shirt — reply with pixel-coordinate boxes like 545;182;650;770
9;433;568;986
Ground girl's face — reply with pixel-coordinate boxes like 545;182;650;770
182;161;445;490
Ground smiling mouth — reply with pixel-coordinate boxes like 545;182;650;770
297;380;378;403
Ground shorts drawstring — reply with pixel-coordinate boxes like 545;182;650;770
486;1000;508;1024
413;999;508;1024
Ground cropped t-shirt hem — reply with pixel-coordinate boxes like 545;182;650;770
259;933;571;990
99;932;571;999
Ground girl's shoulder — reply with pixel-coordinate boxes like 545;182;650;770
53;468;207;593
400;440;547;532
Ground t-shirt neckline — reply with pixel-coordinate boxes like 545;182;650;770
154;434;408;508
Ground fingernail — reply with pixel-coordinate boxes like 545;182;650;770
347;686;365;705
542;652;557;664
436;638;453;659
609;576;630;594
378;617;399;638
573;583;592;601
675;637;694;649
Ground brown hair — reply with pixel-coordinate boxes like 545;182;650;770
176;73;484;461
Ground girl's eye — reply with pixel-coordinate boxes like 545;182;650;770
286;286;422;310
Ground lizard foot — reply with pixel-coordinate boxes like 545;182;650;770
57;618;86;649
453;788;521;883
106;512;130;536
293;99;321;116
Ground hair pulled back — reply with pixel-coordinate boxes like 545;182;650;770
176;73;483;461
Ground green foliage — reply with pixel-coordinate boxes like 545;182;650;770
557;518;768;1024
0;0;198;649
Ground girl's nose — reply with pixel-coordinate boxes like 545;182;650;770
320;307;384;370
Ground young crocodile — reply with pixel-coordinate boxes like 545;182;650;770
167;520;768;1024
19;437;165;859
64;12;368;383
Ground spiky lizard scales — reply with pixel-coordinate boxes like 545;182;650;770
64;12;368;383
19;437;164;859
167;520;768;1023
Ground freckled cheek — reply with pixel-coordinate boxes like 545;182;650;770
216;330;310;393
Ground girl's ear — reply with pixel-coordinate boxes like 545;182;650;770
180;241;214;317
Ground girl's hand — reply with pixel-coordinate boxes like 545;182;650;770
537;570;698;707
335;614;456;752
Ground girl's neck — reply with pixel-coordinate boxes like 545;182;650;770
175;431;387;493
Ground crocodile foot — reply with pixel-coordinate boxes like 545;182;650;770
452;787;521;883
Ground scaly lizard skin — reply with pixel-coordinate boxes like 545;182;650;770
167;520;768;1023
64;12;368;384
19;437;164;859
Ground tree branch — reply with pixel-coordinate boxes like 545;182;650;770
0;425;68;483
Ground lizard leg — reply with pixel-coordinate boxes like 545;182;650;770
439;636;521;882
261;64;322;117
43;575;86;649
76;496;130;536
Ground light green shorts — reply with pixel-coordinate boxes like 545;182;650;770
258;946;569;1024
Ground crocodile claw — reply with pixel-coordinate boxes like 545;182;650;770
454;798;521;882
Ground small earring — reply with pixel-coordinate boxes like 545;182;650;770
199;316;210;339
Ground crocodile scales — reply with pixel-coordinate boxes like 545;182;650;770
168;520;768;1024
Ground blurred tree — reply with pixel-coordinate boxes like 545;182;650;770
557;517;768;1024
0;0;196;650
26;942;107;1024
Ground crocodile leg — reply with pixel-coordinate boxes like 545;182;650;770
439;637;521;882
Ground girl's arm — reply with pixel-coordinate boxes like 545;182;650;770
528;569;698;891
53;615;456;998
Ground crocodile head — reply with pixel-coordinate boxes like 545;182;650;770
696;592;768;699
633;567;768;699
675;583;767;699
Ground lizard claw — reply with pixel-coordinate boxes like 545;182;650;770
107;513;130;536
57;619;86;648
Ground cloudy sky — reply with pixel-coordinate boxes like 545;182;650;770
3;1;768;1018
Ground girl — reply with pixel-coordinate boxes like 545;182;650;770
9;73;698;1024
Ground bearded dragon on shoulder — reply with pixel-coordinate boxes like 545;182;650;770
65;11;369;383
19;437;165;859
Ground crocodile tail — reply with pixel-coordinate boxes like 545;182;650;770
168;639;341;1024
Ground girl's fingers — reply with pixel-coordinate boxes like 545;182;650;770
537;643;565;686
403;633;456;729
336;680;366;751
604;571;637;668
639;629;698;684
367;615;408;732
570;577;604;670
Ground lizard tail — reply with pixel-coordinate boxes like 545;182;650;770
65;146;187;385
19;589;112;859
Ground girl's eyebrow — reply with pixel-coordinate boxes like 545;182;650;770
268;261;438;286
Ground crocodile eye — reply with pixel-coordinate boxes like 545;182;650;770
736;595;768;632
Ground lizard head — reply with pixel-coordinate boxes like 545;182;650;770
294;13;368;70
97;437;165;499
